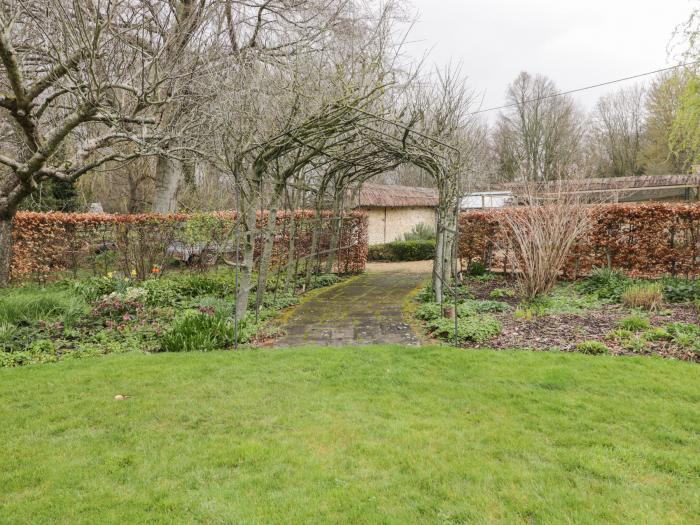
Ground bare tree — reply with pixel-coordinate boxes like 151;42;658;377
590;85;647;177
149;0;360;212
0;0;208;285
493;72;584;182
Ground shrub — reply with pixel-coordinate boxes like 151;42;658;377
643;327;672;342
309;274;340;289
142;273;236;307
73;276;123;301
416;284;435;303
458;299;510;315
579;267;630;300
617;315;650;332
415;302;442;321
514;298;548;320
575;340;610;355
490;288;515;299
403;222;436;241
621;282;663;311
428;315;501;343
467;261;486;276
368;240;435;262
662;277;700;303
665;323;700;352
606;329;633;342
160;311;236;352
621;335;648;353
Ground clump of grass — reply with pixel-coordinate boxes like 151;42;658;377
160;311;237;352
579;267;630;300
0;287;80;325
621;282;663;311
576;340;610;355
621;335;648;353
666;323;700;353
617;315;650;332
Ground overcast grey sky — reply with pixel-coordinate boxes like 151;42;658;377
404;0;693;115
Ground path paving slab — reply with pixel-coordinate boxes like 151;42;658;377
275;271;429;347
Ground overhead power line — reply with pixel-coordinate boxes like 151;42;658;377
471;59;700;115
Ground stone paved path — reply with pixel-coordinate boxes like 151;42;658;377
275;269;429;347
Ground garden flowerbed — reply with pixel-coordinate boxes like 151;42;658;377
0;270;344;367
414;270;700;363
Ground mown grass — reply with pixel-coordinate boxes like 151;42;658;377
1;346;699;524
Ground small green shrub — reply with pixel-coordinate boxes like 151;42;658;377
416;284;435;303
514;302;547;320
415;303;442;321
661;277;700;303
579;268;630;300
458;299;510;315
621;282;663;311
160;311;236;352
643;327;672;342
606;329;633;342
73;276;122;301
621;335;648;353
575;340;610;355
617;315;651;332
469;273;499;282
490;288;515;299
187;296;233;316
402;222;436;241
665;323;700;352
428;315;501;343
467;261;486;276
261;294;300;310
368;240;435;262
309;274;340;289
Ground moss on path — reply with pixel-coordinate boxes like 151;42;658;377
276;271;429;347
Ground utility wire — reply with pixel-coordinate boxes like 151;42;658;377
471;59;700;115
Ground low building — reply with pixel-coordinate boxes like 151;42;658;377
353;183;438;245
461;191;515;209
504;174;700;203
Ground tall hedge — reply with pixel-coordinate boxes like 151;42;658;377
11;210;368;282
458;202;700;278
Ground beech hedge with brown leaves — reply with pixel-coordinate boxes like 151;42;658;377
459;203;700;278
10;210;368;282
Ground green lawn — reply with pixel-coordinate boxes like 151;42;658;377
1;347;699;524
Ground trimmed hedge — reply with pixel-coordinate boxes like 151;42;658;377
368;240;436;262
11;210;368;281
459;202;700;278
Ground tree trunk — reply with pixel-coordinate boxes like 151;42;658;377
0;214;13;287
325;190;343;274
235;201;257;321
433;209;445;303
151;155;183;213
284;210;298;293
305;198;324;289
255;204;279;313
